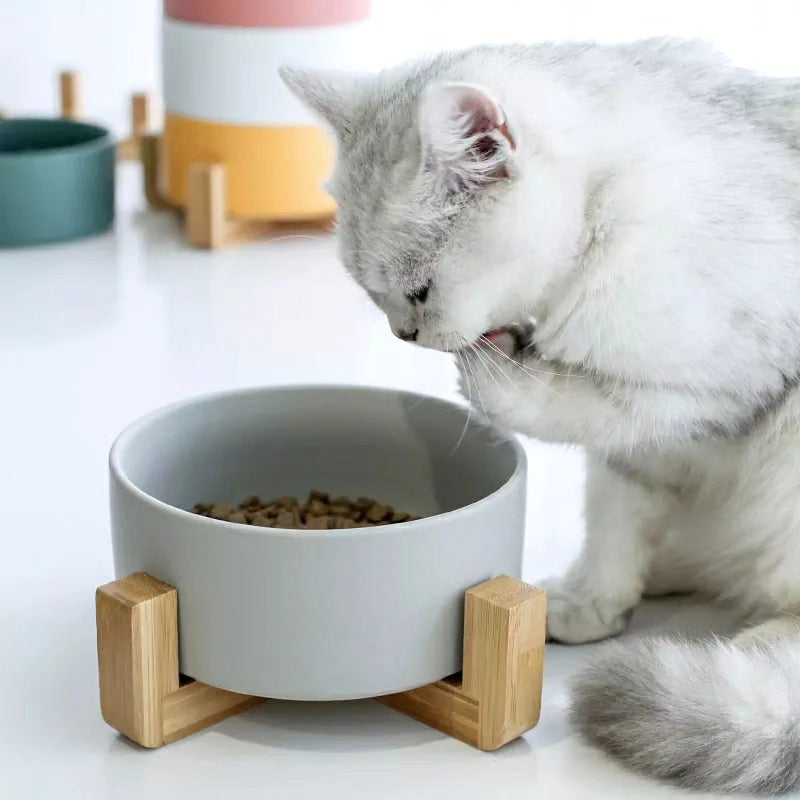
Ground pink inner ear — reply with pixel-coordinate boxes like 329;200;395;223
454;86;504;136
452;86;515;152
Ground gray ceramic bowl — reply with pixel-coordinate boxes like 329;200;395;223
0;118;115;246
110;385;527;700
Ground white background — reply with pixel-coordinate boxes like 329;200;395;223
1;0;799;124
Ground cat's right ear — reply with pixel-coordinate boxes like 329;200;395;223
279;66;365;138
418;82;516;192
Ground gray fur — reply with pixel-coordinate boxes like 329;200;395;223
570;637;800;794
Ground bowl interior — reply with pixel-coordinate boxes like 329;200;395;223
114;386;520;521
0;118;109;156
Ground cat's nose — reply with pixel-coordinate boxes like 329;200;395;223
397;327;419;342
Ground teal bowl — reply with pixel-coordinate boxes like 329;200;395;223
0;118;115;247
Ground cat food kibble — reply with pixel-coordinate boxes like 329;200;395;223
191;491;421;530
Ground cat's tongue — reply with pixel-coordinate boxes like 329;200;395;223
481;327;510;342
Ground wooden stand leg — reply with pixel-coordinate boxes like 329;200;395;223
96;573;262;747
377;575;546;750
140;134;172;210
186;162;227;249
59;70;82;120
131;93;153;139
118;93;156;161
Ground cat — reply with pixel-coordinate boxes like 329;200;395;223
281;38;800;794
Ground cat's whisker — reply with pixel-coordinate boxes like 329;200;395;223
477;335;563;397
450;336;474;456
265;233;320;244
479;334;574;380
458;338;489;419
467;338;505;390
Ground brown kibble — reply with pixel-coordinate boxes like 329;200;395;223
366;504;390;523
210;502;235;520
275;509;297;528
197;492;417;530
308;498;328;516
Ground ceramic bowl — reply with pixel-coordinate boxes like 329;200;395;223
109;385;527;700
0;118;114;247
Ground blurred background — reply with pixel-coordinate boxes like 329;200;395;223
2;0;799;126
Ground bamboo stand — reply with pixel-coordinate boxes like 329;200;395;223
96;572;546;750
142;147;335;249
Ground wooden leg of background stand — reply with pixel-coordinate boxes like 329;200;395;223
96;573;262;748
186;162;227;249
377;575;546;750
118;93;156;161
59;70;82;120
141;134;172;210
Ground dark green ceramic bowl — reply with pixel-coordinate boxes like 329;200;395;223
0;118;115;247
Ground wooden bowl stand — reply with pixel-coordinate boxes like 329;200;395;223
135;136;335;249
96;572;546;750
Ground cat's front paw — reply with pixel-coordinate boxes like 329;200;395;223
543;579;634;644
489;321;536;359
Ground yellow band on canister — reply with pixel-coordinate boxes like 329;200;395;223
162;113;336;220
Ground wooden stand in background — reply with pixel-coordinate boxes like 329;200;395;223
59;70;82;120
96;572;546;750
117;92;157;162
180;160;335;249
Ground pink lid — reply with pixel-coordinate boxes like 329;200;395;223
165;0;371;27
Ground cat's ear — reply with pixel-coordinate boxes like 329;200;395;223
279;66;365;138
418;82;515;191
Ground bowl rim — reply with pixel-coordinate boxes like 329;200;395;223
0;117;114;160
109;383;527;540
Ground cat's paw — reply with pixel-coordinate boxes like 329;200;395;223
543;580;634;644
488;321;536;359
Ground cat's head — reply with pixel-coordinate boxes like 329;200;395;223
281;63;578;351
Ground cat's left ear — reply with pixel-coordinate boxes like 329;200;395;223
279;66;367;138
418;82;516;191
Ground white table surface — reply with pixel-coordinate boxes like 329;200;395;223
1;164;754;800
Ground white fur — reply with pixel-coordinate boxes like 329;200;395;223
282;39;800;793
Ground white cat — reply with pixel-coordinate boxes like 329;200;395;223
281;38;800;794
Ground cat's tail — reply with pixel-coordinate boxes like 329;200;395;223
569;621;800;795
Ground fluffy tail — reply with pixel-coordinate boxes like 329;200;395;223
570;627;800;794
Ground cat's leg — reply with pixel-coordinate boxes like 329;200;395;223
545;456;670;643
642;529;700;596
459;329;758;452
